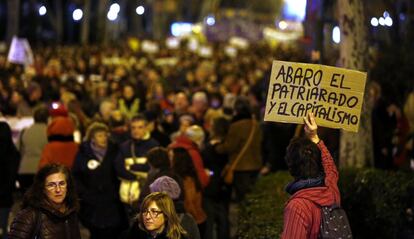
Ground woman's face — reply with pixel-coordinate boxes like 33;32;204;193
44;173;67;206
93;131;108;148
142;201;165;234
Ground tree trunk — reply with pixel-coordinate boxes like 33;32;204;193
338;0;373;168
6;0;20;43
97;0;110;44
81;0;91;44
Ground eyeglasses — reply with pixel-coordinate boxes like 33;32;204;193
45;181;67;191
142;209;163;218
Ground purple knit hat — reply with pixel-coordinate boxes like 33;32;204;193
149;176;181;200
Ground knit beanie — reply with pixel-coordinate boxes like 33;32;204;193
149;176;181;200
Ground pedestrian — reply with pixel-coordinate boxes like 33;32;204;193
150;176;200;239
0;122;20;239
214;96;262;201
171;147;207;238
8;164;81;239
18;105;48;191
120;192;188;239
38;116;79;169
281;113;341;238
72;122;127;239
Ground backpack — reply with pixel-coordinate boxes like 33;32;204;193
319;204;352;239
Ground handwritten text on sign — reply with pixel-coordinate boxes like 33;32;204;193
264;61;367;132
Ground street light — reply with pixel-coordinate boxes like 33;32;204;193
370;17;378;27
72;9;83;21
332;26;340;44
136;6;145;15
378;17;385;26
206;15;215;26
110;3;120;14
38;5;47;16
384;17;393;27
107;10;118;21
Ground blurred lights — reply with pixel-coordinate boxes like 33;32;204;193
332;26;340;44
378;17;385;26
136;6;145;15
283;0;306;21
72;9;83;21
206;15;215;26
384;17;393;26
372;11;393;28
52;103;60;110
107;11;118;21
171;22;193;37
110;3;120;13
38;5;47;16
278;20;288;30
370;17;378;27
107;3;120;21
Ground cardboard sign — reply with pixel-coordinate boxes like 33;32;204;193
264;60;367;132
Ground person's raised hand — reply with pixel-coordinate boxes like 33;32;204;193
303;112;320;144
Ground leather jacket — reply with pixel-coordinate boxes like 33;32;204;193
8;203;81;239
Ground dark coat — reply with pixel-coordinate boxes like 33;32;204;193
120;223;188;239
201;142;231;201
8;204;81;239
72;141;126;229
115;138;159;181
0;122;20;208
215;117;262;171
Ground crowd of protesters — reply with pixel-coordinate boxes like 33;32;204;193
0;39;413;239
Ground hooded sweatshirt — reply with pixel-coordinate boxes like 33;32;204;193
39;117;78;169
281;141;340;239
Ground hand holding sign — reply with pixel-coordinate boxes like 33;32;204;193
304;113;320;144
264;60;367;132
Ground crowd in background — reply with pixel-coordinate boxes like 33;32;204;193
0;39;414;239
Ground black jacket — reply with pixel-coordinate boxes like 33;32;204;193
115;138;159;181
8;204;81;239
72;141;126;229
120;223;188;239
0;122;20;208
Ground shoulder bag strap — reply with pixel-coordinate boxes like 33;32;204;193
228;117;257;171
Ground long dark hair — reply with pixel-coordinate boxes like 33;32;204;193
23;164;79;210
171;147;202;191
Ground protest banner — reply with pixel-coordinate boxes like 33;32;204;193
264;60;367;132
7;36;34;65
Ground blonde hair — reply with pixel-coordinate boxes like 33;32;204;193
84;122;109;141
185;125;205;148
140;192;187;239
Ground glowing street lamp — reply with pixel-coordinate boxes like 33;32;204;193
136;5;145;15
72;9;83;21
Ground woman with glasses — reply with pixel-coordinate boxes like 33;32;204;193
8;164;81;239
120;192;188;239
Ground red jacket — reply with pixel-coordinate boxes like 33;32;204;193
281;141;340;239
169;135;210;188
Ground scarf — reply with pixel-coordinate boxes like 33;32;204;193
90;141;107;162
285;176;325;195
